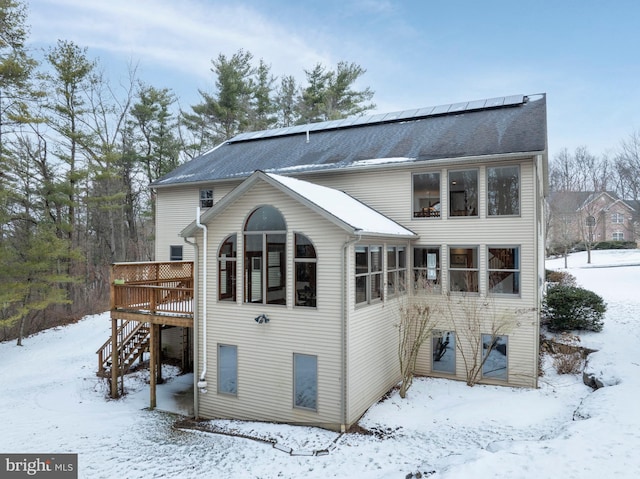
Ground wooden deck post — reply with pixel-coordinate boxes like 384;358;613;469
156;326;163;384
110;317;119;398
149;323;157;409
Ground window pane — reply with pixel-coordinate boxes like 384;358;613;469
266;234;286;305
295;233;316;258
355;246;368;274
414;247;440;289
449;170;478;217
488;247;519;294
371;272;382;301
170;245;183;261
218;345;237;395
200;189;213;208
398;247;406;268
370;246;382;273
488;166;520;215
245;205;286;231
449;247;478;292
245;234;263;303
482;335;508;380
413;172;441;218
355;276;367;304
295;262;316;307
220;235;236;257
387;246;397;269
432;331;455;374
294;354;317;410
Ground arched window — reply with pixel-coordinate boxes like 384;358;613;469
244;206;286;305
294;233;317;307
218;235;236;301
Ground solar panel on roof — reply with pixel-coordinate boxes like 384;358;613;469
226;94;528;143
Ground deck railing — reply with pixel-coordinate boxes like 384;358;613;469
110;261;194;317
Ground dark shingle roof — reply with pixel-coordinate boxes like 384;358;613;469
154;93;547;187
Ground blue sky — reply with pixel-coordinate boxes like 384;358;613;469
25;0;640;160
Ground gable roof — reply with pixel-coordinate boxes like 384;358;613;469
549;190;637;213
156;93;547;187
181;171;417;239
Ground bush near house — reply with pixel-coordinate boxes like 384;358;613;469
545;269;577;287
542;285;606;332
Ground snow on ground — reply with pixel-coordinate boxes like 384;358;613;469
1;249;640;478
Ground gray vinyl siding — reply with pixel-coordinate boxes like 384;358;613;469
196;182;346;427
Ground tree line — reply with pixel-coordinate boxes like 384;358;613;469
0;0;375;343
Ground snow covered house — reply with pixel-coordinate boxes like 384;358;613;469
106;93;548;431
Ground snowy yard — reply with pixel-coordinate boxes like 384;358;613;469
1;249;640;478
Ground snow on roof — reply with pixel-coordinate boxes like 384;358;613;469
265;173;416;238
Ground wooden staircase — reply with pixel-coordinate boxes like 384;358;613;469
97;320;151;378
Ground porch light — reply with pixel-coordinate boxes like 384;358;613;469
255;314;270;324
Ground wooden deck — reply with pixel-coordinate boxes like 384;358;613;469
110;261;194;327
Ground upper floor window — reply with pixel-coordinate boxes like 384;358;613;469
244;206;286;305
295;233;317;307
449;247;478;293
218;235;237;301
613;232;624;241
487;166;520;216
413;172;441;218
611;212;624;224
386;246;407;297
169;245;183;261
488;247;520;295
355;245;382;305
200;189;213;208
449;170;478;217
413;246;441;291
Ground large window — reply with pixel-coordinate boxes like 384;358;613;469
449;247;478;293
488;247;520;295
482;334;508;381
355;245;383;305
295;234;317;307
293;353;317;411
413;172;441;218
218;344;237;395
244;206;286;305
432;330;455;374
218;235;237;301
200;188;213;208
386;246;407;297
487;166;520;216
449;169;478;217
414;246;441;291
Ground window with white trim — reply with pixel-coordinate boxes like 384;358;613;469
293;353;317;411
488;246;520;295
449;169;478;217
487;165;520;216
169;245;183;261
412;172;441;218
386;246;407;297
218;344;237;395
218;235;237;301
449;247;478;293
414;246;441;291
355;245;383;305
244;206;286;305
613;232;624;241
200;188;213;208
482;334;508;381
295;233;317;307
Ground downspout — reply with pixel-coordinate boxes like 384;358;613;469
195;207;208;393
341;232;361;432
184;236;200;415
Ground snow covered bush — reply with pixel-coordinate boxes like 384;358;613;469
543;285;606;332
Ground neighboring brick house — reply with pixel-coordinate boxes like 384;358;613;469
548;191;638;252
